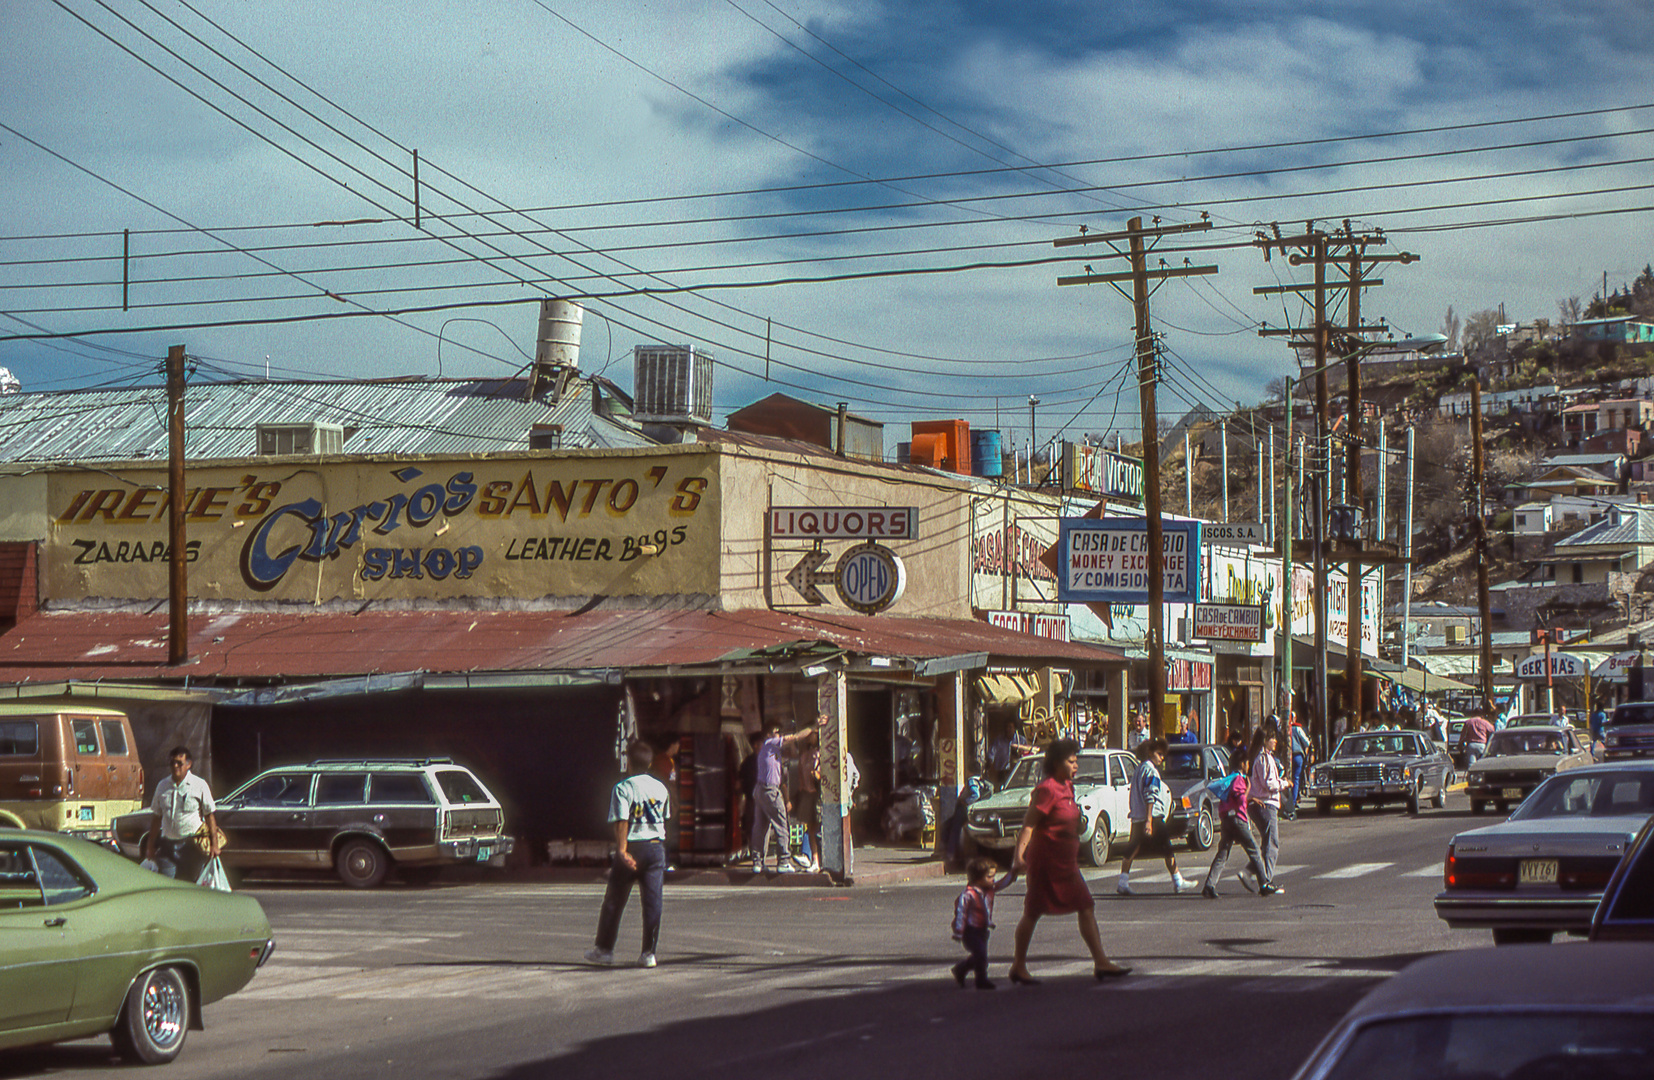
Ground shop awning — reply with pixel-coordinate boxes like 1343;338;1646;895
974;672;1040;706
1377;666;1474;694
0;607;1128;687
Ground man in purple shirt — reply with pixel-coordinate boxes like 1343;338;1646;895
750;717;824;874
1461;712;1496;767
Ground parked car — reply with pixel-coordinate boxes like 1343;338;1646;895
1603;700;1654;759
1434;760;1654;944
1591;812;1654;942
962;748;1134;865
1465;724;1595;814
1502;712;1572;730
0;704;144;847
1287;943;1654;1080
1445;718;1469;768
114;758;514;888
1301;729;1455;815
1163;743;1230;850
0;830;273;1063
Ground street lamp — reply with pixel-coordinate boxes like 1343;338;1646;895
1028;396;1040;465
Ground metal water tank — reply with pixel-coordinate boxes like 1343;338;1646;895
972;429;1004;477
534;299;583;370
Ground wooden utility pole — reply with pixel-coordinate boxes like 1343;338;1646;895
166;344;189;665
1472;378;1495;712
1056;216;1217;737
1346;248;1365;720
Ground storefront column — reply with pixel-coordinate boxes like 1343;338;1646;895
1108;667;1128;748
817;668;852;880
934;670;967;855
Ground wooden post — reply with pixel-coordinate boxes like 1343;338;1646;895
167;344;188;665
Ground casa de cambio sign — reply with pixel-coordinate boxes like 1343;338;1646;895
1057;518;1201;605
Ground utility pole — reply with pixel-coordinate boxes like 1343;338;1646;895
1184;431;1192;514
1402;425;1416;669
1220;419;1230;521
1472;378;1496;713
1057;215;1217;737
1281;377;1295;723
166;344;189;666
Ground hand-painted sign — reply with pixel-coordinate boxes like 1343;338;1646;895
984;610;1071;642
834;542;905;614
769;506;916;540
1167;656;1214;692
1057;518;1200;604
44;451;719;603
1515;653;1586;679
1193;603;1265;642
1203;521;1267;545
1062;444;1143;502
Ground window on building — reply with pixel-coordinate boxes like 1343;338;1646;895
1516;515;1527;527
1572;564;1585;584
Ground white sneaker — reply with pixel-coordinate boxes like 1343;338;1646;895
754;861;769;875
638;952;657;968
775;862;795;874
1172;874;1196;893
1116;875;1134;895
584;947;613;966
790;854;811;869
1239;871;1259;893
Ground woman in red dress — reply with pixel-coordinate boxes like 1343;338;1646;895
1008;738;1132;983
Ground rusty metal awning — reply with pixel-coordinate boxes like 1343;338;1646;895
0;607;1127;688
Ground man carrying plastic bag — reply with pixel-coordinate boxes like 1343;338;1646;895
196;856;232;892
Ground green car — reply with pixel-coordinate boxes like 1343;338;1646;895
0;831;273;1064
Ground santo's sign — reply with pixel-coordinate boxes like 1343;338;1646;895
1515;653;1586;679
1194;602;1265;642
769;506;916;540
1062;444;1144;502
1057;517;1200;604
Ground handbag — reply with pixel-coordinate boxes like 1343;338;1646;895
192;820;229;854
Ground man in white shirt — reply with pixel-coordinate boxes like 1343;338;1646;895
586;740;673;969
144;745;220;883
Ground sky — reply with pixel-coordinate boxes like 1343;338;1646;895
2;0;1651;452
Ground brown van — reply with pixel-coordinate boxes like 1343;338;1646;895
0;704;144;845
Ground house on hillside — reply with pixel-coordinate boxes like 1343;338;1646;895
1505;464;1621;506
1438;384;1562;419
1570;315;1654;346
1545;505;1654;585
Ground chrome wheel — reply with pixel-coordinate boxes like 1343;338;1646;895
114;966;190;1064
1084;815;1111;866
1190;806;1215;851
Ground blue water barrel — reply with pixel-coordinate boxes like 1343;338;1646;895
972;429;1003;477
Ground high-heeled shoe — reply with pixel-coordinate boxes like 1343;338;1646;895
1095;963;1133;980
1008;971;1040;986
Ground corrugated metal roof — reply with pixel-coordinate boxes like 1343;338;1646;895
0;375;653;462
0;607;1127;686
1555;506;1654;549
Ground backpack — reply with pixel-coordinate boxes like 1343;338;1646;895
1205;772;1241;806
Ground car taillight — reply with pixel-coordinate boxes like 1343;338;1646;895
442;809;452;839
1561;869;1614;889
1445;845;1455;888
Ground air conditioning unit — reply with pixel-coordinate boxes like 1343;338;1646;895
257;422;344;456
1446;625;1469;645
633;345;713;424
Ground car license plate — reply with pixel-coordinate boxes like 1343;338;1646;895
1519;859;1558;885
1349;787;1372;798
476;845;492;863
1502;787;1523;799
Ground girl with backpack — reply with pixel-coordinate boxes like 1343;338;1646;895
1200;748;1278;898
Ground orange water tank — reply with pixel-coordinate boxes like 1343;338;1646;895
910;419;971;474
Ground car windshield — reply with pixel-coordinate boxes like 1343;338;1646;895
1336;736;1415;758
1611;702;1654;726
1001;755;1107;790
1510;770;1654;821
1509;715;1561;728
1487;730;1566;756
1322;1012;1654;1080
1163;750;1207;780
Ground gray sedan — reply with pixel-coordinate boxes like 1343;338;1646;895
1465;725;1595;814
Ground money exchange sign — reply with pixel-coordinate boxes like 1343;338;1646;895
1057;517;1201;604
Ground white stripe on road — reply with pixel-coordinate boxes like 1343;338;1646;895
1314;862;1393;879
1401;862;1445;877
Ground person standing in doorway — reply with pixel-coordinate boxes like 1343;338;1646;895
1007;739;1133;983
1117;738;1196;895
586;740;672;969
143;745;219;883
1171;712;1199;744
752;718;823;874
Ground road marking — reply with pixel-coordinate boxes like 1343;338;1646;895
1401;862;1444;877
1314;862;1392;879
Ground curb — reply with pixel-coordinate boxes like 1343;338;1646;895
505;858;952;888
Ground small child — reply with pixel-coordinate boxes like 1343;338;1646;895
950;857;1018;989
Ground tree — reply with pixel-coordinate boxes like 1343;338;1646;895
1441;306;1461;351
1557;295;1583;326
1264;376;1289;402
1462;309;1501;356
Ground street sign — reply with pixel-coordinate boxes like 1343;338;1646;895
834;542;906;614
1057;517;1200;604
1515;653;1586;679
769;506;916;540
785;549;833;605
1204;521;1267;545
1193;602;1265;642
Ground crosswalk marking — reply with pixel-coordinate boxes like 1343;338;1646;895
1314;862;1392;879
1401;862;1444;878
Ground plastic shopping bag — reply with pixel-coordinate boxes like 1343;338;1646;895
196;856;232;892
138;858;160;874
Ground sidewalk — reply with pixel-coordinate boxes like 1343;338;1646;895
517;842;953;888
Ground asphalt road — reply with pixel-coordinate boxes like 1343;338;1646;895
2;795;1523;1080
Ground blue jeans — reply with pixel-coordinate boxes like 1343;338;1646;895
1289;754;1305;812
1204;815;1268;893
952;926;991;986
595;840;664;954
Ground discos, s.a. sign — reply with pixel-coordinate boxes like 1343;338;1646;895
835;542;906;614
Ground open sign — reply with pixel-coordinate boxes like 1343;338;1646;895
834;542;906;614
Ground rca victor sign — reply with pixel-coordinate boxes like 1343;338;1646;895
44;451;719;603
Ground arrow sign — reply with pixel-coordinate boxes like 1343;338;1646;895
786;549;833;605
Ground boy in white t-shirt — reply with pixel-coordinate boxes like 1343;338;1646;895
585;740;673;969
